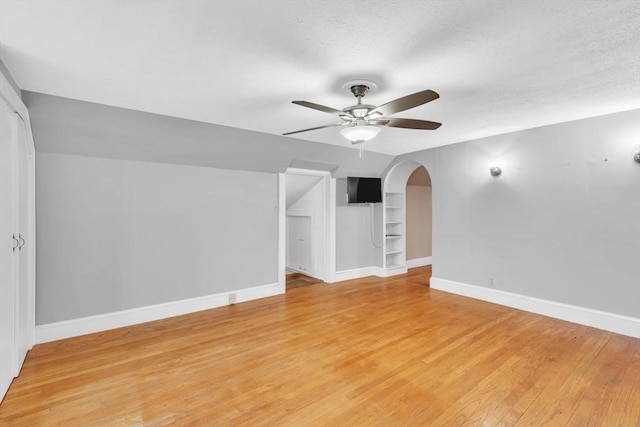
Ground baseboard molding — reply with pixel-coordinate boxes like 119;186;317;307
430;277;640;338
332;265;410;282
35;282;282;344
406;257;432;268
333;267;376;282
286;266;322;281
376;265;408;277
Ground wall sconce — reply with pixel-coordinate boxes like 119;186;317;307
634;144;640;163
488;159;502;176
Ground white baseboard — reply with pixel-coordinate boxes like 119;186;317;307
406;257;432;269
376;265;408;277
333;267;376;282
332;265;409;282
286;266;323;281
430;277;640;338
35;282;282;344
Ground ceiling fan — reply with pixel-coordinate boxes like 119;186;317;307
283;82;441;145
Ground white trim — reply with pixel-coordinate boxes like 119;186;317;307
36;282;281;344
278;173;286;293
430;277;640;338
378;265;408;277
1;70;36;351
382;161;429;271
332;265;408;282
0;69;26;118
285;266;314;276
285;168;331;177
327;178;337;283
407;257;432;268
334;267;376;282
282;168;333;285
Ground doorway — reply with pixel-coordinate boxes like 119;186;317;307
0;88;36;402
405;166;432;268
280;169;334;292
383;161;433;277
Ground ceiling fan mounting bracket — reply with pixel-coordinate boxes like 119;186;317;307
341;79;377;95
350;84;370;100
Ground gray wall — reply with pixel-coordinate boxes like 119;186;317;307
23;91;394;177
335;178;383;271
29;88;638;322
36;153;278;324
27;92;395;324
397;109;640;318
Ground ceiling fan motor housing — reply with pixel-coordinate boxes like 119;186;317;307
350;84;370;99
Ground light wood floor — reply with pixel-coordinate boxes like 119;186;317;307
1;266;638;426
286;272;323;290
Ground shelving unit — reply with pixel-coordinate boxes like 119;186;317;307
383;191;406;272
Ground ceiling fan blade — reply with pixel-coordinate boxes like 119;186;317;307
383;118;442;130
292;100;345;116
371;90;439;116
368;119;390;126
283;123;346;136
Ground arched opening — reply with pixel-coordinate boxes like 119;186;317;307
405;166;432;279
383;161;433;281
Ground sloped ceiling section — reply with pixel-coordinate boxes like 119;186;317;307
22;92;394;177
285;175;322;209
2;1;639;155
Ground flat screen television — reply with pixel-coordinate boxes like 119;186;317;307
347;177;382;204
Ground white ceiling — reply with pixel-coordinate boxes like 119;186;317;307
1;0;639;155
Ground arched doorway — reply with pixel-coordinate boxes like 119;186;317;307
383;161;433;277
405;166;432;268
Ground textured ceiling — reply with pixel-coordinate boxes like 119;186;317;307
1;0;639;155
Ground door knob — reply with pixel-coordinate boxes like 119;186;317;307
18;234;25;251
12;234;19;252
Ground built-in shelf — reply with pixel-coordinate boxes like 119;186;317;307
384;191;406;271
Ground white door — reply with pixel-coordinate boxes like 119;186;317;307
14;113;31;376
287;215;312;274
0;96;17;400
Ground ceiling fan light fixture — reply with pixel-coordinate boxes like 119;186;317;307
340;125;381;143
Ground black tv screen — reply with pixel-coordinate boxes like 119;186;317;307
347;177;382;204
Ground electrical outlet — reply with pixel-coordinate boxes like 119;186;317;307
229;293;237;305
489;276;495;288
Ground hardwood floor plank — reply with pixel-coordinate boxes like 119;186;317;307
567;334;640;426
1;266;638;426
513;327;613;426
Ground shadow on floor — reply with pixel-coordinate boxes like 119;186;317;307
286;273;323;290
